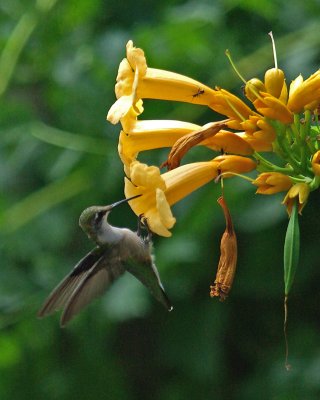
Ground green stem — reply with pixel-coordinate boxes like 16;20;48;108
277;132;301;173
289;122;300;144
253;152;293;174
268;120;301;173
215;171;254;183
309;175;320;191
299;112;310;172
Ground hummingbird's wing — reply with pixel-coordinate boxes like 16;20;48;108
124;255;173;312
38;247;104;318
60;254;125;327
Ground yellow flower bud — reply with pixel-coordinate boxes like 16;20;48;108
235;132;273;152
312;150;320;176
202;130;253;156
264;68;285;99
282;183;310;215
252;172;292;195
209;88;254;121
213;155;256;176
287;71;320;113
254;92;293;124
245;78;266;102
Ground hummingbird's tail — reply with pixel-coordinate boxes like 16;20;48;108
157;287;173;312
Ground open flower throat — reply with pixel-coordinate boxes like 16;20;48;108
107;40;320;306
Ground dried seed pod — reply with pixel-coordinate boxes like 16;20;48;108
210;196;237;301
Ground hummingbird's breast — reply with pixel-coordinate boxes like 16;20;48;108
97;224;125;245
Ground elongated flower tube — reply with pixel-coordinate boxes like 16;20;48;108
119;118;253;171
119;119;201;168
107;40;222;124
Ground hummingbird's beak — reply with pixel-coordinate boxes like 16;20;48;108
110;194;142;209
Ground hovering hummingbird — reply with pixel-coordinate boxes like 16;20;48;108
38;195;173;327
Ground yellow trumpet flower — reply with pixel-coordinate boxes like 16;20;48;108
125;160;219;236
107;40;221;124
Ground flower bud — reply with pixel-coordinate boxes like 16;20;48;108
245;78;266;102
213;155;256;176
253;172;292;195
282;183;310;215
312;150;320;176
264;68;285;98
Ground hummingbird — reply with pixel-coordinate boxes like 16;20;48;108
38;195;173;327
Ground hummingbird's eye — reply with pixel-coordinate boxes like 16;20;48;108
93;211;104;224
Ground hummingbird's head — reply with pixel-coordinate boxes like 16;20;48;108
79;205;111;237
79;195;141;238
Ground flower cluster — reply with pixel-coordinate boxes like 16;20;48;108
107;39;320;301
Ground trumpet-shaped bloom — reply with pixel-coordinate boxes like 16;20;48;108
124;161;219;236
125;157;254;236
107;40;222;124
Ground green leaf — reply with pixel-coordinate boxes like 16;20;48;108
284;200;300;295
30;122;108;155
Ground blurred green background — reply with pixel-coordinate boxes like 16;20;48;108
1;0;320;399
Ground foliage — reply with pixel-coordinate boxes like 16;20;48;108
1;0;320;398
